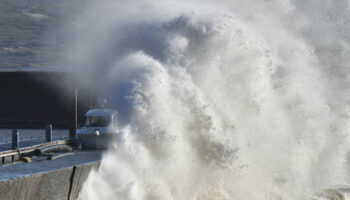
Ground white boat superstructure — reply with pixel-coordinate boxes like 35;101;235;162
77;108;119;149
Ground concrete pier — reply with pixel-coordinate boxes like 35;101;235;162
0;130;103;199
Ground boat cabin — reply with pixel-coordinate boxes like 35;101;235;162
85;109;118;128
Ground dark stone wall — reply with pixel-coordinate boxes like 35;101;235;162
0;72;91;129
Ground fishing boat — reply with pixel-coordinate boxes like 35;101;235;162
77;99;119;149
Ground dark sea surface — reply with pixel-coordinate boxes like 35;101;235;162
0;0;84;70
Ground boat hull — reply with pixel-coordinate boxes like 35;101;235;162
77;133;117;149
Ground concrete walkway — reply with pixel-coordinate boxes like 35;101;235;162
0;150;103;181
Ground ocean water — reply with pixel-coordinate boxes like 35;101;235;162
0;0;84;69
3;0;350;199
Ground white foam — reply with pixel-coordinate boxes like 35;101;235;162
56;0;350;199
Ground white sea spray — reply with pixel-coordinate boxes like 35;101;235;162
56;0;350;199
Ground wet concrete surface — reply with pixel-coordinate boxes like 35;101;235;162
0;160;101;200
0;129;103;181
0;129;105;199
0;150;102;181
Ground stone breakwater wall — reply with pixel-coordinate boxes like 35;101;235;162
0;161;100;200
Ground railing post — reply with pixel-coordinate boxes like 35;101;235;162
12;130;19;150
45;124;52;142
69;88;77;139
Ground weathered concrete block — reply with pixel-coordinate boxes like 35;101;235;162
28;167;73;200
0;161;100;200
69;162;100;200
0;167;73;200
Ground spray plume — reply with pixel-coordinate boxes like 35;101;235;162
56;0;350;199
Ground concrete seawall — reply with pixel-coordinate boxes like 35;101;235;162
0;161;100;200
